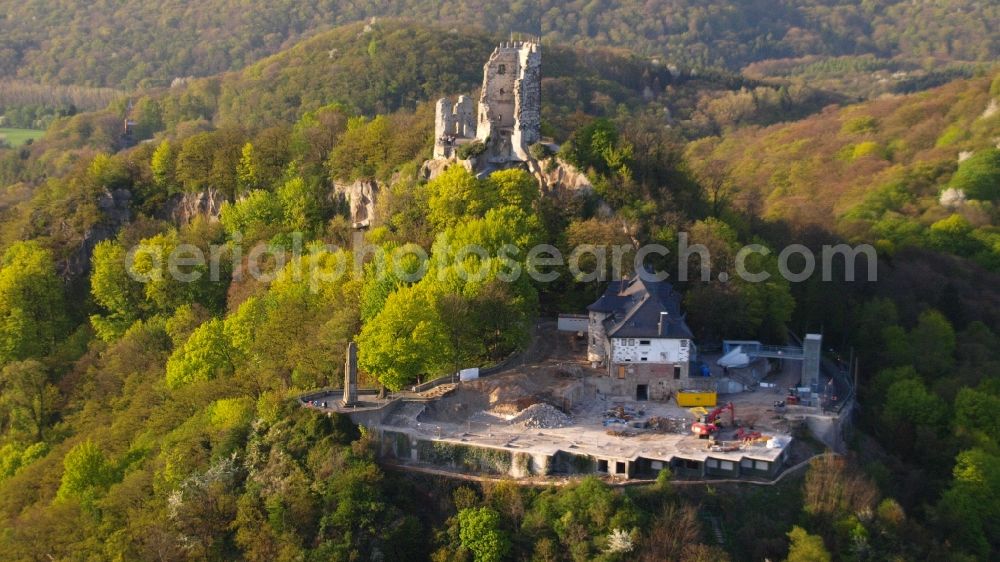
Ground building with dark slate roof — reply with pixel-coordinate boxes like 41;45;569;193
586;272;697;400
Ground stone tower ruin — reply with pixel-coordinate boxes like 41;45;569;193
434;40;541;163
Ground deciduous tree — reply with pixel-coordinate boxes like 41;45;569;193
0;360;58;441
457;507;510;562
165;319;234;389
786;526;831;562
0;242;66;364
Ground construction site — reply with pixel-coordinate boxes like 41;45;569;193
304;318;852;482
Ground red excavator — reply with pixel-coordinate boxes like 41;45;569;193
735;426;763;443
691;402;734;438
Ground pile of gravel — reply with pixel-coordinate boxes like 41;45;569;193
512;403;572;429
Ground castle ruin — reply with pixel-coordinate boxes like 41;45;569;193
434;40;541;164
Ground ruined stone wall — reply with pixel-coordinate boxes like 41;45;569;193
476;47;518;141
454;95;475;137
475;41;541;164
434;95;478;158
431;41;542;167
587;311;609;364
511;44;541;160
433;98;456;158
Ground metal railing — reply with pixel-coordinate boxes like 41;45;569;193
754;345;805;359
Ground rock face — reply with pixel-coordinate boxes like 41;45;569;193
334;179;379;229
533;158;593;193
166;189;226;224
98;188;133;225
939;187;966;208
421;155;592;197
419;157;474;181
61;188;132;278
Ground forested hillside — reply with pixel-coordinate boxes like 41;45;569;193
127;20;837;136
0;13;998;562
0;0;996;89
687;74;1000;275
0;19;846;193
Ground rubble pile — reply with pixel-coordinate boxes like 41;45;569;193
487;398;541;420
646;416;690;434
512;403;572;429
603;404;644;427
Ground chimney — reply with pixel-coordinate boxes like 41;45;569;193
658;311;668;336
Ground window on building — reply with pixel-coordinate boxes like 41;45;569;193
755;461;769;471
639;340;650;345
597;459;608;473
680;339;689;349
640;357;647;362
673;366;681;379
498;64;506;74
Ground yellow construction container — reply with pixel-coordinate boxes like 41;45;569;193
675;390;718;408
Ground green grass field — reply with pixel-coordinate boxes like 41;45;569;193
0;127;45;147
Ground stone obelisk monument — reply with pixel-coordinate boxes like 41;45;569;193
342;341;358;406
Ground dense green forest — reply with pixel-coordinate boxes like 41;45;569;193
0;12;998;562
99;21;842;138
0;0;996;89
687;74;1000;276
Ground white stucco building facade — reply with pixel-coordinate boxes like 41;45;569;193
587;273;697;400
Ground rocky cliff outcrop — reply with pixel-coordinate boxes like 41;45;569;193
165;189;227;224
532;158;593;193
333;179;379;229
419;157;475;181
60;188;132;278
421;155;592;195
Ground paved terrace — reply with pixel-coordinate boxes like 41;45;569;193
382;390;791;469
297;323;847;478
